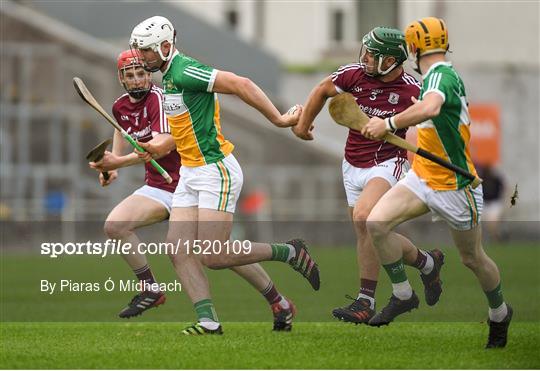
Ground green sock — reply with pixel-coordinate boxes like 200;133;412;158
271;243;292;262
383;259;408;283
194;299;218;322
485;283;504;309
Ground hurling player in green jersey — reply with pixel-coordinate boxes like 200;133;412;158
363;17;511;348
130;16;320;335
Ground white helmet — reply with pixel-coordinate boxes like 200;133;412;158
130;16;176;64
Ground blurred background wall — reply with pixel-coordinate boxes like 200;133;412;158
1;0;538;230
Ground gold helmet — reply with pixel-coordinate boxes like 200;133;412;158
405;17;449;57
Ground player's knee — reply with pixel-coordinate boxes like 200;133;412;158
201;254;227;270
103;221;129;239
352;207;370;230
165;235;179;248
168;248;195;269
165;237;186;266
366;220;390;243
459;252;481;271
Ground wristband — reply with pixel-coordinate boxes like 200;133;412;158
385;116;397;131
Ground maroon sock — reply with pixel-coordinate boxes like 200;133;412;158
359;278;377;299
412;249;428;270
134;264;156;286
261;282;282;304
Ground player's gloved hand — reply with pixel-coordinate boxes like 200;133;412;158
89;151;121;172
276;104;303;128
362;117;388;140
99;170;118;187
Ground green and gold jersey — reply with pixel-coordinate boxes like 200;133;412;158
413;61;478;190
162;50;234;167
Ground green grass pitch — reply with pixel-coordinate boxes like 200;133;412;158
1;244;539;368
2;322;539;369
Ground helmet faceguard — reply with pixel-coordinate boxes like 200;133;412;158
117;49;152;100
406;43;421;75
129;16;176;72
359;27;408;77
405;17;449;73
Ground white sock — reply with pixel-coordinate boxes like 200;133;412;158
143;281;161;293
488;302;508;322
199;320;220;330
357;293;375;309
421;252;435;275
279;297;290;309
286;244;296;262
392;280;413;300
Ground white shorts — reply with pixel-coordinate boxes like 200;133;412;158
132;185;173;213
172;154;243;213
399;169;484;231
342;157;409;207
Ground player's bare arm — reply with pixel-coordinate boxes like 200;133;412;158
362;92;444;140
293;76;338;141
90;150;140;178
212;70;302;128
92;132;174;171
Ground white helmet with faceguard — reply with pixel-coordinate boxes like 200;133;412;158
130;16;176;72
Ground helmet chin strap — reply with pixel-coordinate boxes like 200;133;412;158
376;56;399;76
409;52;421;74
157;46;171;63
141;40;175;73
142;46;166;73
364;56;398;77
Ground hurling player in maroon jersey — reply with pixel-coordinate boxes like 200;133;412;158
90;51;298;328
292;27;445;324
89;49;180;318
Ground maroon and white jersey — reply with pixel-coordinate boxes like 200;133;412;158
112;86;180;192
331;63;421;168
